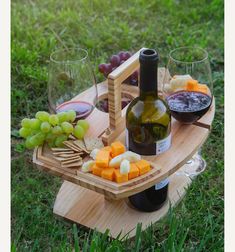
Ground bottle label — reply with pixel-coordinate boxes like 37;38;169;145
156;133;171;155
155;178;169;190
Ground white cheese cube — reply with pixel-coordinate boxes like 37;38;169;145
81;160;95;173
109;151;141;168
170;74;193;91
120;159;130;174
90;148;100;160
122;151;141;162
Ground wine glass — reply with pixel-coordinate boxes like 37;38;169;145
163;47;213;178
94;50;138;114
48;47;98;120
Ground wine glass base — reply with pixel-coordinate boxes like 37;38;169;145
176;152;207;179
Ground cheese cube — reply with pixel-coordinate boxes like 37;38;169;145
128;163;140;179
101;168;115;181
170;75;192;90
114;169;128;183
111;141;126;157
95;150;110;168
81;160;95;173
135;159;151;175
120;159;130;174
197;84;209;94
101;146;113;159
92;164;103;177
186;79;198;91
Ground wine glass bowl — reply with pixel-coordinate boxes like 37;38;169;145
94;50;139;114
163;47;213;124
95;92;133;113
48;47;98;120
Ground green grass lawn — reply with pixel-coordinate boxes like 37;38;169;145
11;0;224;251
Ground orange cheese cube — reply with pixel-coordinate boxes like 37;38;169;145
186;79;198;91
114;169;128;183
101;146;112;154
95;150;110;168
135;159;151;175
197;84;209;94
111;141;126;157
128;163;140;180
92;164;103;177
101;168;115;181
101;146;113;159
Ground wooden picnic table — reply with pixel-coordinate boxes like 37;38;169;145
33;48;215;238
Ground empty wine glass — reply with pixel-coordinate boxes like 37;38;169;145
48;47;98;120
163;47;213;178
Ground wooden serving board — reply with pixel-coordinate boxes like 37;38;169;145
35;144;161;191
32;48;215;238
33;83;214;199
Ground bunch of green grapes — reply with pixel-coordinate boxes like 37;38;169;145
19;110;90;149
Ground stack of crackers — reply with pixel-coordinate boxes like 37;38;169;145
51;137;104;169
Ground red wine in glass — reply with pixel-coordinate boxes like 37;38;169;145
96;97;131;113
166;90;212;124
56;101;93;119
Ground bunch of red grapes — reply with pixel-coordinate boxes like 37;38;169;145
98;51;139;86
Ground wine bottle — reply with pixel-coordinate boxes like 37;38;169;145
126;48;171;212
126;48;171;155
129;178;169;212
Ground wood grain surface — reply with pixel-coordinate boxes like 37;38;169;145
33;114;211;199
53;169;192;239
33;68;214;199
32;55;215;238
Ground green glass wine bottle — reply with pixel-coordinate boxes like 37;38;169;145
126;48;171;155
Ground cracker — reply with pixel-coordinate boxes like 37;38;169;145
51;148;72;152
63;141;82;152
83;137;104;151
53;151;75;156
68;134;77;140
73;140;89;153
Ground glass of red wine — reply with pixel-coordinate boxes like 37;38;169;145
48;47;97;120
163;46;213;178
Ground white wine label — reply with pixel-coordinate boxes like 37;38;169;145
125;128;129;149
155;178;169;190
156;133;171;155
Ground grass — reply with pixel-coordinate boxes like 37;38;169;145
11;0;224;251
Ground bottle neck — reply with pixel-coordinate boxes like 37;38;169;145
139;60;158;99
